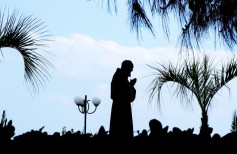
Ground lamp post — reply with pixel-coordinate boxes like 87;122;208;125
74;95;101;134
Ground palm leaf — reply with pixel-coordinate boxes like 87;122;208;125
103;0;237;52
147;54;237;111
0;8;53;93
231;110;237;133
128;0;155;39
0;110;7;126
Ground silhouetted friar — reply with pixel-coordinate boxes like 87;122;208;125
109;60;137;143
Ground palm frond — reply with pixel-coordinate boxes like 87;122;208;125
147;54;237;112
103;0;237;52
231;110;237;133
0;8;54;93
146;60;192;109
0;110;7;126
128;0;155;39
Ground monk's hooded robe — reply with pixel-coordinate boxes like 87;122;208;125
109;68;136;141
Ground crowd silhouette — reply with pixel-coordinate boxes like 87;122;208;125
0;118;237;153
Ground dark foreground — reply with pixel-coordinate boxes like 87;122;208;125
1;125;237;153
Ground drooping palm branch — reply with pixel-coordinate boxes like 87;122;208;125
0;9;53;93
101;0;237;52
146;54;237;135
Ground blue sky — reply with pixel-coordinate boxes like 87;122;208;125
1;0;237;137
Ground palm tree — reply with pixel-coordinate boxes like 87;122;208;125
0;9;53;93
97;0;237;52
146;54;237;136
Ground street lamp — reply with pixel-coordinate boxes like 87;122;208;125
74;95;101;134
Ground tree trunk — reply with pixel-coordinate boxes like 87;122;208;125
199;109;210;138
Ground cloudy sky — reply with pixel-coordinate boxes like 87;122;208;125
1;0;237;137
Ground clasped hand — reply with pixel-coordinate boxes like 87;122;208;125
130;78;137;87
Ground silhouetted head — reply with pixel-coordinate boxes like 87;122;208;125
149;119;162;131
121;60;134;77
